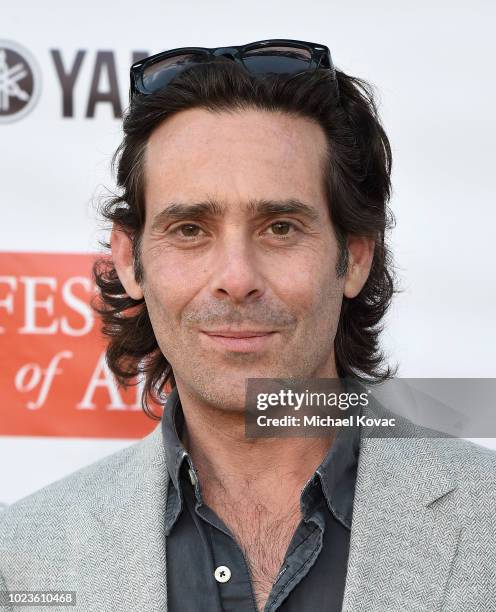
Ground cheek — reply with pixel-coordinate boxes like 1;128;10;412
302;278;340;315
142;261;204;329
273;247;338;309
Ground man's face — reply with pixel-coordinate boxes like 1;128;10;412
123;108;350;411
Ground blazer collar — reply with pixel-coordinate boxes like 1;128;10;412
341;385;461;611
86;423;170;611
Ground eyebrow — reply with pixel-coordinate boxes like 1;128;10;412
150;198;321;231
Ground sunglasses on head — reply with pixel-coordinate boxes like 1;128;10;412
130;38;337;97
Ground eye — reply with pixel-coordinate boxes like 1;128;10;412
170;223;205;240
265;221;299;240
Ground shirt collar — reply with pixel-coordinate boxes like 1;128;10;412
162;387;201;535
161;386;190;494
161;380;361;532
313;407;361;530
312;377;364;529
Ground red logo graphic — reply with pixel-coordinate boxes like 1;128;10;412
0;252;162;438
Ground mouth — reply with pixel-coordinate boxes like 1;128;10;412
200;330;278;352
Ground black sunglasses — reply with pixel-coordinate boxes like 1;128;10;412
130;38;336;98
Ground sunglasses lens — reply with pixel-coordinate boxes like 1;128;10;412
241;46;312;75
137;45;318;95
141;52;209;93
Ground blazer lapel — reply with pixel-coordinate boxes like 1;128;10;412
83;423;170;612
342;403;462;612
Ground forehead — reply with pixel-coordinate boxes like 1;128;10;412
143;107;329;212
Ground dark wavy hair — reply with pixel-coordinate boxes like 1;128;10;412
93;59;399;419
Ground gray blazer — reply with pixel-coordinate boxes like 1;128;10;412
1;402;496;611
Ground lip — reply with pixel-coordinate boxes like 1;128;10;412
200;330;277;352
202;329;275;338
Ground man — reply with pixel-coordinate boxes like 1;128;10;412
1;39;495;612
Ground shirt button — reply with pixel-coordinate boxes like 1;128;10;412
214;565;231;583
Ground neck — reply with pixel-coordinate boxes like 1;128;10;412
175;363;342;503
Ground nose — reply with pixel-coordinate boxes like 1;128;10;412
207;232;266;305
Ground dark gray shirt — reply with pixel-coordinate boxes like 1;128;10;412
161;386;360;611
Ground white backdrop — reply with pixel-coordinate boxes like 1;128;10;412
1;0;495;504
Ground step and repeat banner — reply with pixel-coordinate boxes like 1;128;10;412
2;1;495;504
0;252;152;439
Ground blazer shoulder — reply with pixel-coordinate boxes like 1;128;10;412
449;436;496;480
0;422;164;543
419;435;496;482
431;436;496;510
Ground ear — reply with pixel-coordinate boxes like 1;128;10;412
343;235;375;299
110;225;144;300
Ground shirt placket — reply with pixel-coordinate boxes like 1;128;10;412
263;501;326;611
183;467;259;612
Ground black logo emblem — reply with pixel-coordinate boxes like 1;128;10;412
0;40;41;123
